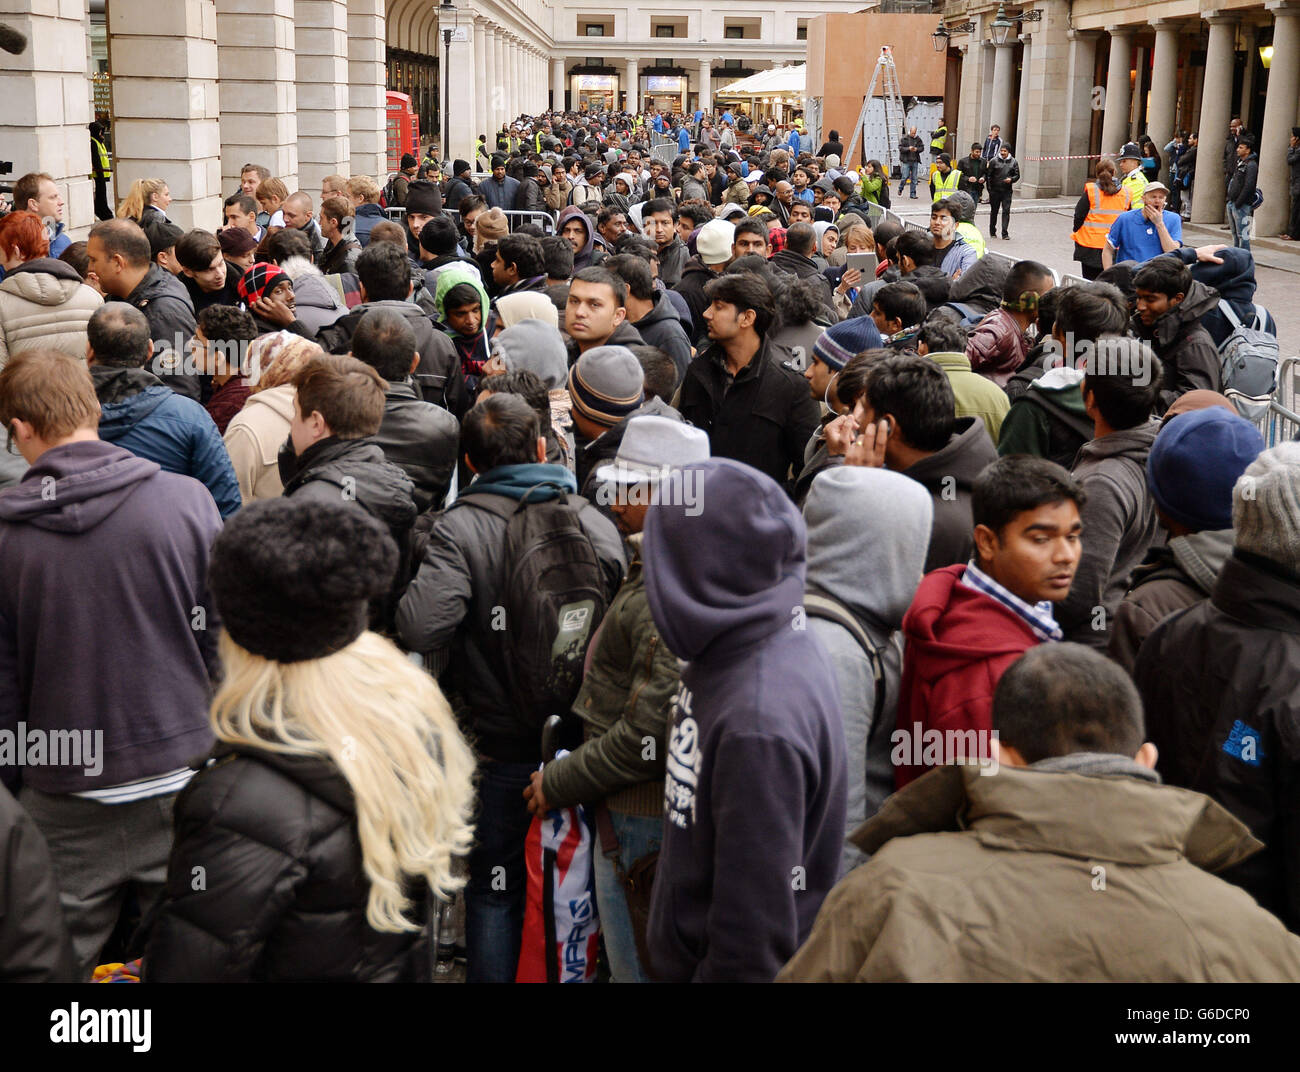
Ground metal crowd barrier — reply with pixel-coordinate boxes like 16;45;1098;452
383;204;555;235
1263;356;1300;446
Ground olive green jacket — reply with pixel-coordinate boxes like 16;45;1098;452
541;535;677;816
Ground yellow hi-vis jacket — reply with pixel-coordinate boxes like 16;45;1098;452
1121;169;1148;211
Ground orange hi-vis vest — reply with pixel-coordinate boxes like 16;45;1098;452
1072;181;1131;248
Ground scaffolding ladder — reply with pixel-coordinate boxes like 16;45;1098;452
844;46;906;174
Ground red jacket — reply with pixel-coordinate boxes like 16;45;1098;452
895;565;1043;787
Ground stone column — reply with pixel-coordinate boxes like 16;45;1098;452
1099;26;1132;156
495;34;508;124
484;24;499;136
698;58;711;115
1;0;96;234
1018;0;1073;198
1192;14;1239;223
553;58;566;112
1148;22;1180;185
445;17;475;163
473;18;489;148
1257;3;1300;234
1062;29;1102;194
295;0;350;193
214;0;297;196
1239;26;1258;129
347;0;385;181
109;0;222;231
956;34;986;150
625;57;638;115
989;40;1016;135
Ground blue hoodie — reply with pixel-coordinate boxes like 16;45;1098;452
641;459;847;982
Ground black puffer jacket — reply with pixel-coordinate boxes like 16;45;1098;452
1131;278;1221;409
1135;551;1300;932
629;291;693;384
0;785;74;982
143;745;432;982
315;299;469;417
677;338;820;494
375;380;459;514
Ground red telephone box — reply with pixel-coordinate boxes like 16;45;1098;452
386;91;421;173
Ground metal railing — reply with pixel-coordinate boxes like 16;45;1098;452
384;205;556;235
1263;356;1300;446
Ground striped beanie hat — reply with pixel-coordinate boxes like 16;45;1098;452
812;315;884;371
237;262;289;306
567;346;644;430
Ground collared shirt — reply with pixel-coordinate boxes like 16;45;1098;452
960;560;1064;642
1106;207;1182;264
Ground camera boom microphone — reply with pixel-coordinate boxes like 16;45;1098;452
0;24;29;55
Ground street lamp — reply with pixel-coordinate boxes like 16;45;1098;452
932;15;976;51
988;3;1042;46
440;0;457;161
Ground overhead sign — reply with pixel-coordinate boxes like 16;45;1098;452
646;75;682;93
577;74;615;90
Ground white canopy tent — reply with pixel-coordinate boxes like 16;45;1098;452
715;64;806;123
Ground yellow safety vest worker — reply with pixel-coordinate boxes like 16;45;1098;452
1121;168;1147;211
930;126;947;153
1071;181;1132;248
91;136;112;180
932;168;962;201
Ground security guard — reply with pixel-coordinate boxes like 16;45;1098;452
930;154;962;202
1117;142;1148;211
929;120;948;160
1071;167;1131;279
89;121;113;221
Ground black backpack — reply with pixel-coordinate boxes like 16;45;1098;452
457;486;608;732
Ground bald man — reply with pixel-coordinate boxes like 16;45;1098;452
280;191;327;257
773;181;795;226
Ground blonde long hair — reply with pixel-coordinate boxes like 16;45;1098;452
210;630;477;932
116;178;168;222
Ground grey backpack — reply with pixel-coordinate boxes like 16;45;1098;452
1216;299;1278;422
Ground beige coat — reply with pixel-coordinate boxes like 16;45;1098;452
0;259;103;367
223;384;295;504
778;763;1300;983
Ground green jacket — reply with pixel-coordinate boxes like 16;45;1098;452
541;534;677;815
927;351;1009;443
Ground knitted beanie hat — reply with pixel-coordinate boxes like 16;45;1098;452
567;345;644;429
1147;407;1264;532
476;208;509;245
812;316;884;371
403;180;442;217
1233;442;1300;576
209;499;397;664
218;227;258;257
237;262;289;305
453;159;471;176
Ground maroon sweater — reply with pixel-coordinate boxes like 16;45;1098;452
205;378;252;435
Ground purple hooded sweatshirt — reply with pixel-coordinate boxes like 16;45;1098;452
0;440;222;794
641;458;847;982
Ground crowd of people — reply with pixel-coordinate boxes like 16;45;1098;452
0;101;1298;985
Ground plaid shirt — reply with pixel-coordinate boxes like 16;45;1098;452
960;561;1064;643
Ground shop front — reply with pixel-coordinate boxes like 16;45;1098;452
574;74;617;113
644;74;685;116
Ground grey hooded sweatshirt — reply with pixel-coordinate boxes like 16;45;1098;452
804;467;934;876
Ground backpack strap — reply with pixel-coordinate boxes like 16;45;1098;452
1217;298;1244;332
803;591;890;745
1250;303;1266;332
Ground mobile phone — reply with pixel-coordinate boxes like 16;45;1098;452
846;252;878;275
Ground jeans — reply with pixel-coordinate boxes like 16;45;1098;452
465;759;535;983
1228;201;1253;250
20;786;176;981
592;810;662;983
989;191;1012;235
902;162;919;195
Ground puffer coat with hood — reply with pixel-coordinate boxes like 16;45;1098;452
642;458;846;982
433;266;492;387
0;258;103;367
804;467;933;876
1132;278;1222;408
144;743;433;982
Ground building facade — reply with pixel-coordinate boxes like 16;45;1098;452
929;0;1300;235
